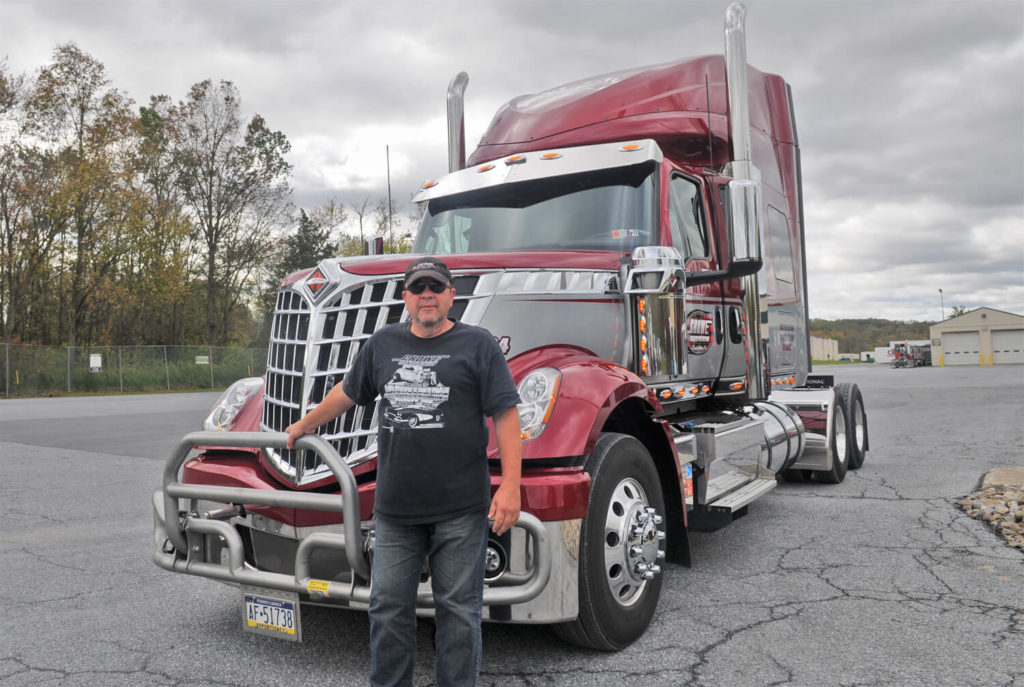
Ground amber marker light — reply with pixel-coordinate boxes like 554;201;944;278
422;180;438;189
541;375;561;425
505;154;526;165
540;152;562;160
620;144;643;152
730;382;745;390
477;164;495;173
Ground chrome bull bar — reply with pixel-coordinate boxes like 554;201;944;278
154;431;551;607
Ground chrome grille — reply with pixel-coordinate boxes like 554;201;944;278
261;273;480;486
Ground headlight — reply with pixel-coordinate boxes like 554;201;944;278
203;377;264;432
517;368;561;440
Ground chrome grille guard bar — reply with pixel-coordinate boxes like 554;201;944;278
155;431;551;607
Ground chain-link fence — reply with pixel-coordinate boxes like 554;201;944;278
1;344;268;397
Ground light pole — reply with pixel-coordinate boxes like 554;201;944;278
939;288;945;321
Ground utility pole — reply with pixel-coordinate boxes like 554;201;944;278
386;145;393;250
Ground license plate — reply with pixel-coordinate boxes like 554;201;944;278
242;587;301;642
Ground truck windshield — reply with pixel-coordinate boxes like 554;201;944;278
413;162;656;254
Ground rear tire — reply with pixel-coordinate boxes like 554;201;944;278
837;383;868;470
552;433;666;651
817;389;849;484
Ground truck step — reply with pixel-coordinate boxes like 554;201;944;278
710;477;777;512
704;469;755;503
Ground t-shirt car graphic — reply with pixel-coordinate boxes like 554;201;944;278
382;360;450;430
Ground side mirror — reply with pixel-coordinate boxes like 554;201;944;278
728;177;763;268
684;179;763;287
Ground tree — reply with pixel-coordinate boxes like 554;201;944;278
168;79;292;345
350;196;373;245
277;209;334;278
105;96;198;345
22;43;136;347
950;305;969;317
309;197;348;252
373;198;413;253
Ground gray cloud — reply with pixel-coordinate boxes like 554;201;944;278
2;0;1021;321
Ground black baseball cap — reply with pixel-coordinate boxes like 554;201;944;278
404;257;452;287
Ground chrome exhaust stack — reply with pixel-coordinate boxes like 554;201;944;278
724;3;768;401
447;72;469;172
725;3;753;181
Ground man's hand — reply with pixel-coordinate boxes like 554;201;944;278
284;421;307;449
489;481;520;535
490;405;523;535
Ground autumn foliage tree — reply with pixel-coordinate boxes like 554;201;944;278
1;43;410;350
167;79;292;345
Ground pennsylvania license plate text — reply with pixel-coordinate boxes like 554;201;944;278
245;595;296;635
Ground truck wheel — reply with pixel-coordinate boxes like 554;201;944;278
817;390;849;484
837;383;868;470
553;433;666;650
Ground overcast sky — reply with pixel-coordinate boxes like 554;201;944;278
2;0;1021;322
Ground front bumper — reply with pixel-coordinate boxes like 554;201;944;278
153;431;575;622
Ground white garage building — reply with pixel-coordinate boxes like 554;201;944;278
930;307;1024;366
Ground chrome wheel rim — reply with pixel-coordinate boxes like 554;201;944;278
602;478;664;607
835;407;848;464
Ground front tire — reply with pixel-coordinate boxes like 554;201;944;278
553;433;666;650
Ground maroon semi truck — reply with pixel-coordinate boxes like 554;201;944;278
154;3;868;650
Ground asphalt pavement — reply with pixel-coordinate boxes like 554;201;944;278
0;365;1021;686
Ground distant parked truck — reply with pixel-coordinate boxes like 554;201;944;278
890;341;931;368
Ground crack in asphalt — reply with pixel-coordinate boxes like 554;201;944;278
639;480;1023;687
0;655;252;687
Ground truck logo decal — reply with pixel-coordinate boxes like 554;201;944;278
686;311;714;354
495;336;511;356
304;267;332;304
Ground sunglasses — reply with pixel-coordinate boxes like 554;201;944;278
406;280;450;295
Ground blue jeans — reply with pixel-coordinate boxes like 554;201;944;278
369;510;489;687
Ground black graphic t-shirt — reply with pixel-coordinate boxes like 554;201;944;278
342;320;521;523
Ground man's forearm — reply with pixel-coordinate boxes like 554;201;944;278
493;406;522;486
304;384;356;431
286;384;355;448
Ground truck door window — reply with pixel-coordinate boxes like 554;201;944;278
668;175;708;260
767;206;794;284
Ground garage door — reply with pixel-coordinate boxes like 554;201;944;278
943;331;980;365
992;329;1024;364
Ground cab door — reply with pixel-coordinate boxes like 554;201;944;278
668;173;724;384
